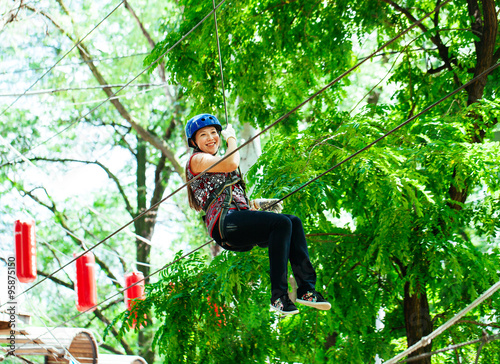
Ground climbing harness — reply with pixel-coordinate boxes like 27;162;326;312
201;172;253;252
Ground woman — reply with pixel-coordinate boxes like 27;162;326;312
185;113;331;315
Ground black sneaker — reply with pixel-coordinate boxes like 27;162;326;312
296;290;331;310
270;294;299;316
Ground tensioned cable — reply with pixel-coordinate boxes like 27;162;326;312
386;279;500;363
44;61;500;345
0;52;149;76
0;0;452;308
24;294;83;364
0;0;230;168
67;83;165;107
14;3;493;348
0;251;80;363
0;0;232;306
0;0;126;119
212;0;229;126
13;239;212;353
271;62;500;208
398;333;500;363
0;82;168;97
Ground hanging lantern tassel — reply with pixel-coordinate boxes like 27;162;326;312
14;219;37;283
124;271;146;329
74;252;97;312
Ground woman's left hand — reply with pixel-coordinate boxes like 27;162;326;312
250;199;283;213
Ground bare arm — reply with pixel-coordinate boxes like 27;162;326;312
191;137;240;174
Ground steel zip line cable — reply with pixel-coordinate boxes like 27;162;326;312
14;5;498;355
386;279;500;363
1;0;230;168
212;0;229;126
27;61;499;360
397;333;500;363
0;0;126;119
0;82;168;97
0;0;451;308
12;239;213;354
0;0;230;307
0;52;149;76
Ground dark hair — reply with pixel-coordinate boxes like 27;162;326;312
186;147;202;211
186;180;202;212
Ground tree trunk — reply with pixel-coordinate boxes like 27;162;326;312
466;0;498;107
134;136;156;364
239;123;262;176
403;281;433;364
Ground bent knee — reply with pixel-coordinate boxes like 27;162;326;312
273;214;293;232
287;214;303;228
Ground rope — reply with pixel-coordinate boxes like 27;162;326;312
0;52;149;76
12;239;213;353
212;0;229;126
0;0;229;168
24;293;83;364
0;0;452;308
385;279;500;363
270;62;500;209
66;83;165;107
0;82;168;97
397;333;500;363
0;0;126;119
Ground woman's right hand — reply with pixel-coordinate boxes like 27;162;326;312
221;124;237;142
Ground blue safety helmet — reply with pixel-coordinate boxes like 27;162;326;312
185;113;222;148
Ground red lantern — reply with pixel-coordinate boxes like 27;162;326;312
125;271;146;329
74;252;97;312
124;271;145;310
14;219;37;283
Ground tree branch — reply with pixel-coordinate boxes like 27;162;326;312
93;308;134;355
23;3;185;181
124;0;173;100
29;157;135;216
100;343;125;355
37;269;74;289
380;0;428;33
458;319;500;330
38;240;74;286
381;0;460;84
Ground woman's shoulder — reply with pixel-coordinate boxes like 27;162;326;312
187;152;228;178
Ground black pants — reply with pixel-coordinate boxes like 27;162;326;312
213;210;317;302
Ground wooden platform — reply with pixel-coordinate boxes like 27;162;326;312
0;316;147;363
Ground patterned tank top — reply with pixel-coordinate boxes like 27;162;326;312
186;153;249;237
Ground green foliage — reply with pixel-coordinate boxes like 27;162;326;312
139;0;500;362
113;250;348;363
2;0;500;362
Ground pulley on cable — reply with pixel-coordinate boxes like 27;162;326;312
14;219;37;283
74;252;97;312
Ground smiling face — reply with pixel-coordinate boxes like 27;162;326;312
193;126;220;154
